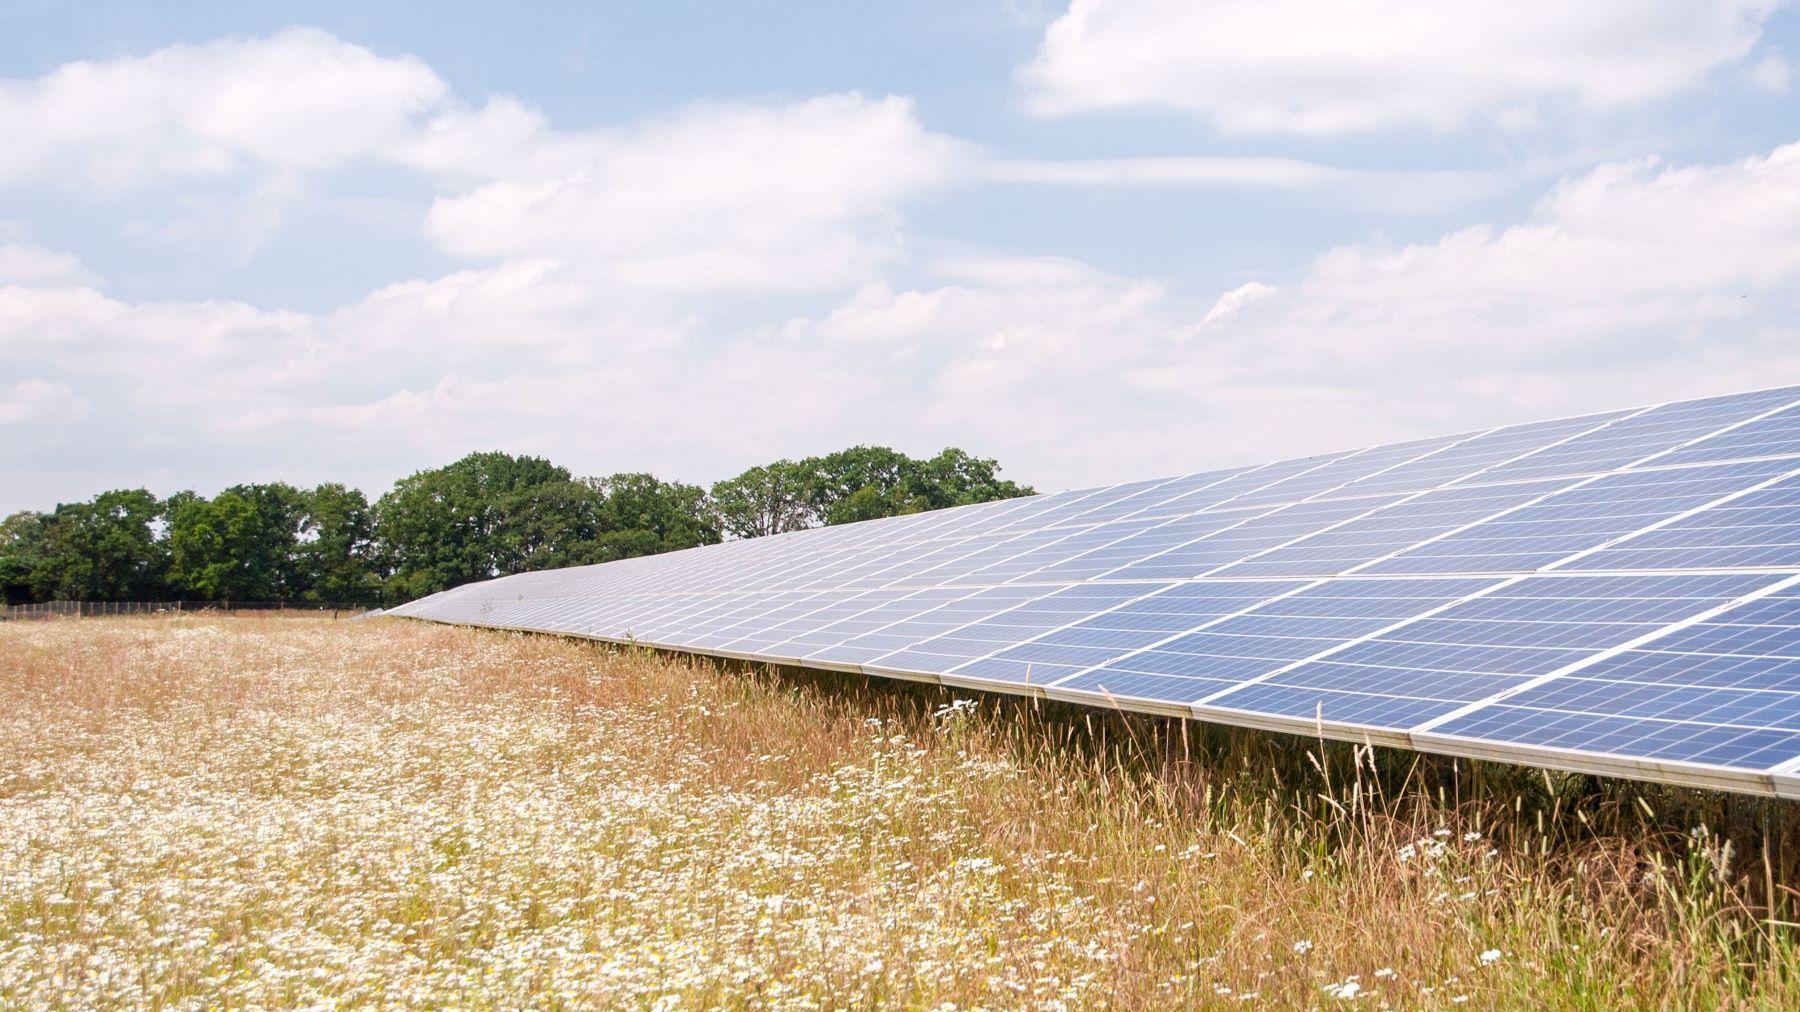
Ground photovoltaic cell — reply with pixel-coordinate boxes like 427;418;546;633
951;579;1303;688
1365;459;1798;575
393;383;1800;795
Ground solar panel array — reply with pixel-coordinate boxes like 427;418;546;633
392;385;1800;797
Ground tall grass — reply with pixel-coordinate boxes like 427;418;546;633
1;615;1795;1007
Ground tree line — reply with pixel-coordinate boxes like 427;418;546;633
0;446;1033;607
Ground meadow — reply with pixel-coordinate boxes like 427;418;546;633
2;615;1798;1008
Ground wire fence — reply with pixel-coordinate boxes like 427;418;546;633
0;601;366;622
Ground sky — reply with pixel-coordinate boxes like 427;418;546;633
3;0;1800;514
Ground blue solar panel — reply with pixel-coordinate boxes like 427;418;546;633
1653;403;1800;468
1366;459;1798;575
1061;577;1497;706
1204;574;1774;731
1213;478;1574;578
1103;494;1405;581
1562;471;1800;571
393;384;1800;795
1025;507;1275;583
1326;410;1630;499
872;582;1159;680
950;579;1303;686
1422;578;1800;766
1472;387;1799;484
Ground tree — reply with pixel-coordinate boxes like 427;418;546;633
298;483;380;605
0;511;48;605
166;483;307;601
710;462;814;539
804;446;922;525
589;473;719;559
913;447;1033;509
25;490;168;601
375;451;580;599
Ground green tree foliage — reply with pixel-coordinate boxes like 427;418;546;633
0;511;49;605
375;452;575;599
587;473;719;561
709;462;816;539
0;445;1032;608
167;483;308;601
298;483;380;606
1;490;169;602
711;445;1034;535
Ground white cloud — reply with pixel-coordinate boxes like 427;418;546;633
6;124;1800;510
984;156;1496;211
0;378;85;425
5;29;1800;511
1197;281;1276;328
1021;0;1789;133
422;94;971;291
0;28;446;187
1750;52;1793;92
0;243;96;286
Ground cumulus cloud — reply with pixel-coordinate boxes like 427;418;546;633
4;28;1800;511
0;378;85;425
1197;282;1277;328
6;125;1800;508
421;94;971;291
1021;0;1789;132
0;28;446;187
0;243;96;286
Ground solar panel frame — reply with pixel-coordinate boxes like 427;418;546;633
390;383;1800;796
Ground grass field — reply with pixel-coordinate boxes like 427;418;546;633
3;615;1799;1007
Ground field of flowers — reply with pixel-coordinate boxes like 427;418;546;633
2;615;1797;1007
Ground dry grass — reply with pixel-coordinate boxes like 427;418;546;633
1;615;1798;1008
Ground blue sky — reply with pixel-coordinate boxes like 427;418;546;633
3;1;1799;513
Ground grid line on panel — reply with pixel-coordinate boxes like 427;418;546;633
858;583;1096;672
1182;575;1528;705
1035;577;1343;691
827;484;1126;592
1420;401;1664;493
752;587;944;657
1629;393;1800;470
1085;447;1465;584
1543;463;1800;573
1040;470;1228;529
946;428;1511;682
1001;463;1290;579
1099;459;1282;527
795;585;1044;665
1180;451;1800;718
864;450;1368;648
1467;388;1800;486
1038;412;1666;691
1410;571;1800;735
941;576;1328;685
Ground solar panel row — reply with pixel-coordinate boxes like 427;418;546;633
392;384;1800;797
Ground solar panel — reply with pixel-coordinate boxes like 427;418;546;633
392;383;1800;796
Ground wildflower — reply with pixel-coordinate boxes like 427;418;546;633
1323;979;1362;999
932;698;978;721
1293;940;1313;955
1374;968;1396;979
1463;831;1482;842
1479;949;1502;965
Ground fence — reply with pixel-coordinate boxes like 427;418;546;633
0;601;363;621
